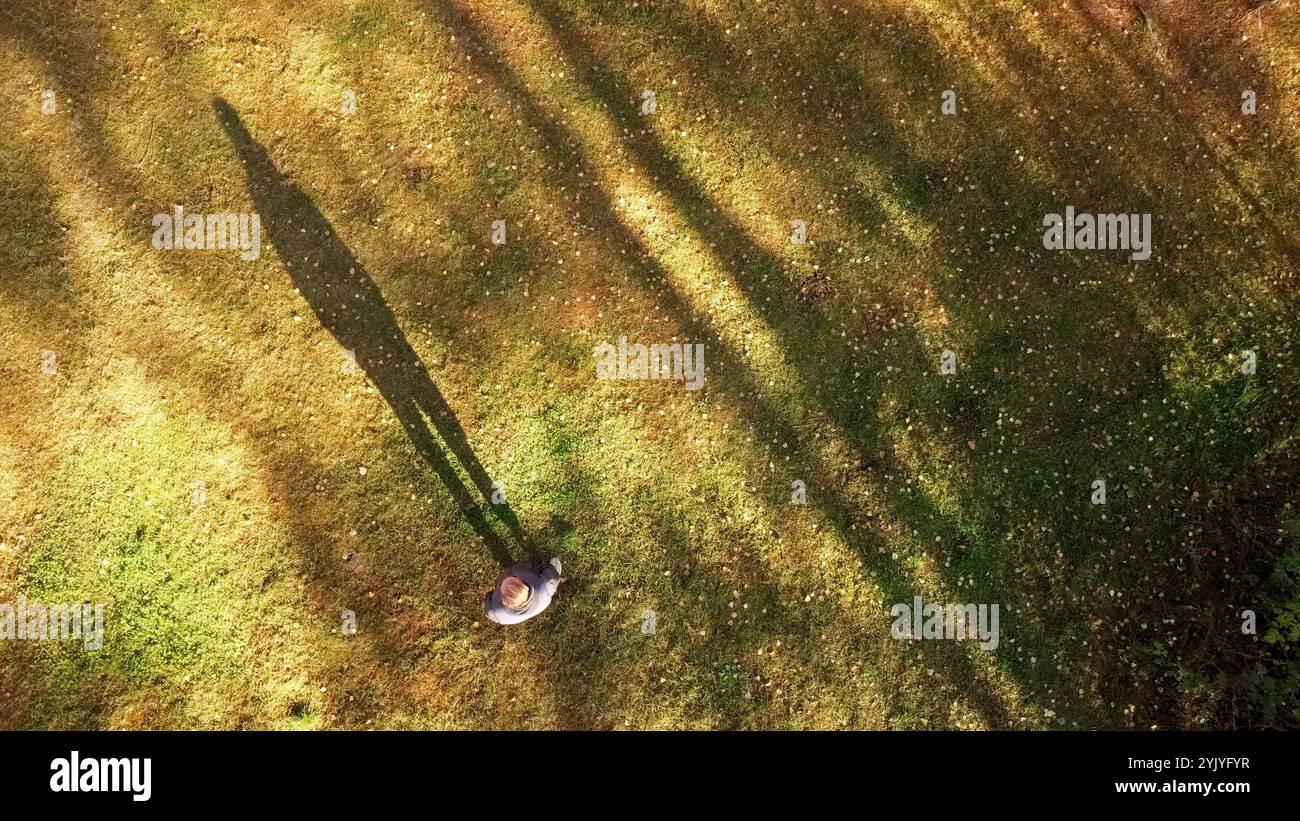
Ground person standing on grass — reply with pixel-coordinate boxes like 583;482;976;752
485;557;565;625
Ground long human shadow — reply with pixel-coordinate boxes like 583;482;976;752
212;97;523;566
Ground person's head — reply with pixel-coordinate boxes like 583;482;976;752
500;576;532;609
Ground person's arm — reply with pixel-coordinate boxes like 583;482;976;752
484;589;503;624
539;565;561;597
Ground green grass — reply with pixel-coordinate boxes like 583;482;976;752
1;0;1297;729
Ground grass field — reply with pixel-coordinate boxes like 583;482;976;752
1;0;1298;729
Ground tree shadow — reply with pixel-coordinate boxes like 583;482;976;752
1063;0;1298;254
426;0;1023;727
528;0;1292;728
212;96;525;567
522;0;1300;729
